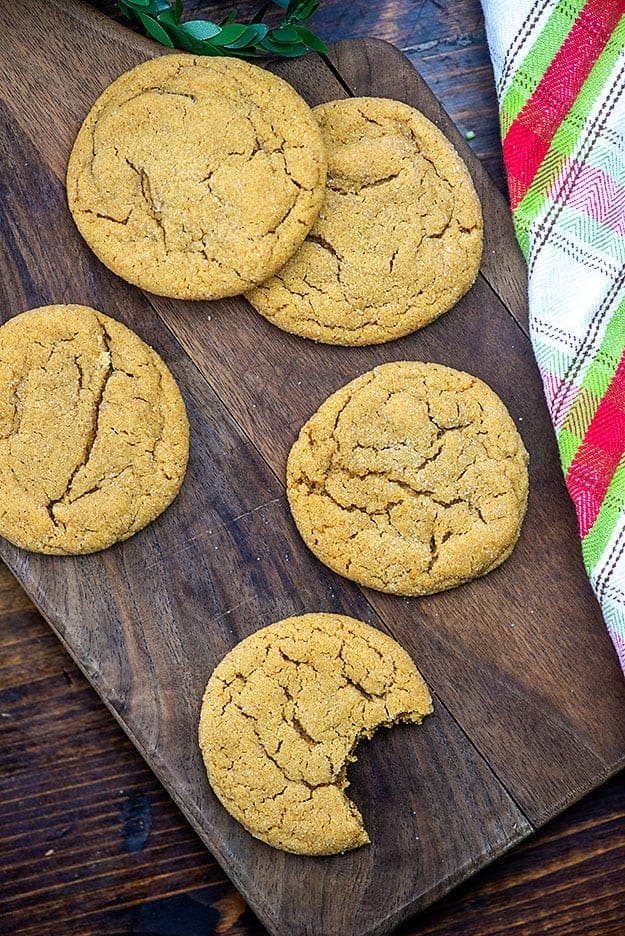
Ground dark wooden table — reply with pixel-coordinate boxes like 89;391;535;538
1;2;624;934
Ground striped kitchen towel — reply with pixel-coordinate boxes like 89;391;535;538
481;0;625;673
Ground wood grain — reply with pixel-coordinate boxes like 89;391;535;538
1;1;624;935
2;570;624;935
0;42;531;934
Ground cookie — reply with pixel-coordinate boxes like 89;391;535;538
66;54;326;300
198;612;432;855
247;96;483;345
286;362;528;595
0;304;189;554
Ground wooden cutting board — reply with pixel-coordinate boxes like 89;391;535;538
1;3;625;934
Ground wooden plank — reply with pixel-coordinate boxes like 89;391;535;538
158;276;625;824
0;9;532;934
2;575;624;936
0;1;624;934
151;48;625;823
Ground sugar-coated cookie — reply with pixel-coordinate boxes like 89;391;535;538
286;362;528;594
0;304;188;554
67;54;326;300
247;97;482;345
198;612;432;854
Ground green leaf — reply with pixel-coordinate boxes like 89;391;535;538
130;0;171;12
251;2;271;23
244;23;269;42
156;9;177;26
197;42;227;56
181;19;222;40
151;0;173;12
113;0;325;60
293;25;327;52
210;23;249;45
162;21;205;51
219;27;259;49
137;10;175;46
154;2;181;24
260;36;309;56
271;26;299;43
285;0;317;18
288;0;318;19
220;8;238;25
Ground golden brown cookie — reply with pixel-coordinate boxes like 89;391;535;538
198;612;432;855
287;362;528;595
247;96;483;345
66;54;326;300
0;304;189;554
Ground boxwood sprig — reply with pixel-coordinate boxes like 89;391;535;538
116;0;328;58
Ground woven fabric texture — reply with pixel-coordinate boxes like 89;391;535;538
482;0;625;672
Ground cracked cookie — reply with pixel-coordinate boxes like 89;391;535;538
287;361;528;595
66;54;326;300
246;96;483;345
0;304;189;554
198;612;432;854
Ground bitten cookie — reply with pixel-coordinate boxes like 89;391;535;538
67;54;326;300
247;96;483;345
0;304;189;554
198;613;432;855
287;362;529;595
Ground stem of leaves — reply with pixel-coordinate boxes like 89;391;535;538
115;0;328;58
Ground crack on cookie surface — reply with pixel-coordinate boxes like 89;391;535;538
46;321;114;526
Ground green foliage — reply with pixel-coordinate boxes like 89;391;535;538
116;0;327;58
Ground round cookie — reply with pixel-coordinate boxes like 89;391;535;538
0;304;189;555
247;96;483;345
66;54;326;300
198;612;432;855
287;362;528;595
